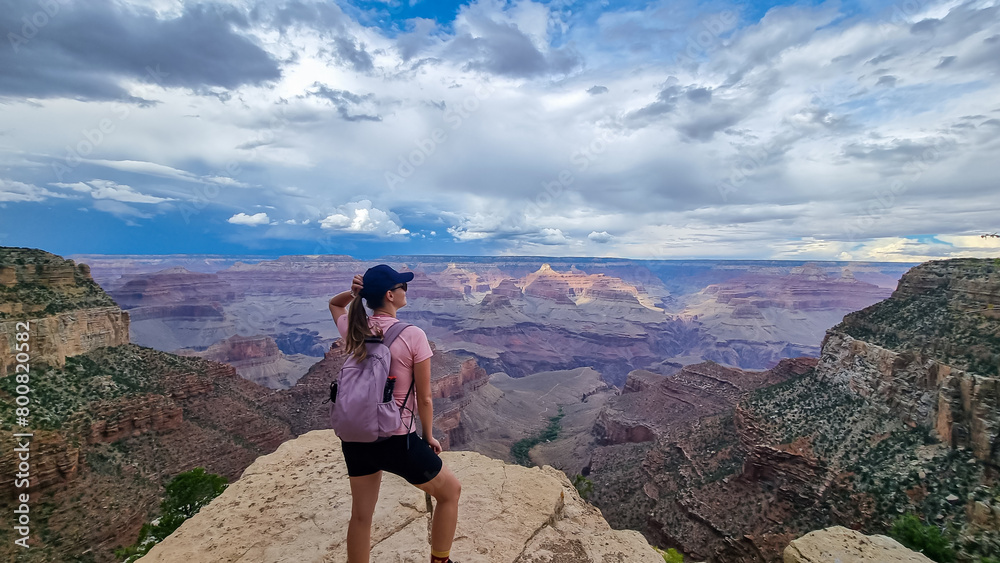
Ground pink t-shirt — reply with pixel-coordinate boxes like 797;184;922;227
335;313;433;435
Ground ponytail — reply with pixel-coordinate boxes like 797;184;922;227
345;292;384;361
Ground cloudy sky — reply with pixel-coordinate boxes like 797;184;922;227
0;0;998;261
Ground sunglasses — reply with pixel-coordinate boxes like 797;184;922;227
392;282;408;292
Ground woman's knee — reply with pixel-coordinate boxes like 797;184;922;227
434;473;461;503
350;509;375;527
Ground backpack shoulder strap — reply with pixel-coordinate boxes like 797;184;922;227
381;321;411;348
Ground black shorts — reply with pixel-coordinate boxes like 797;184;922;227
341;432;443;485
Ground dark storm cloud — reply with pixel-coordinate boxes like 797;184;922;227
686;87;712;104
625;83;681;125
627;80;766;141
910;18;942;35
307;84;381;122
332;36;374;73
876;75;897;87
678;112;744;142
866;52;896;65
841;137;957;168
263;0;347;33
446;16;581;78
0;0;280;101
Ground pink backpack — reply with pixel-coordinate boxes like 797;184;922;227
325;321;414;443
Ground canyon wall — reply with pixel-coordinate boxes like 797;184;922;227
0;305;130;376
0;247;130;376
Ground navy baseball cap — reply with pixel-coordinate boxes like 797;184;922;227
360;264;414;299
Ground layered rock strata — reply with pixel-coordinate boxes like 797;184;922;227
587;358;818;561
176;333;317;389
595;359;814;446
0;305;130;376
819;258;1000;465
0;247;130;376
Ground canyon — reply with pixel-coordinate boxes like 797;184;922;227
7;246;992;562
73;253;911;387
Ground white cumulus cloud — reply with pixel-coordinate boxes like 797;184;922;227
228;212;271;226
320;200;409;236
588;231;613;243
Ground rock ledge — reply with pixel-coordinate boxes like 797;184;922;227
140;429;662;563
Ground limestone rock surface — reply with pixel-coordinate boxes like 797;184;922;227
139;429;662;563
783;526;934;563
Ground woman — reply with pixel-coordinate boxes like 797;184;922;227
329;264;462;563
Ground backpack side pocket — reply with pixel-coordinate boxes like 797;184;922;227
375;401;403;435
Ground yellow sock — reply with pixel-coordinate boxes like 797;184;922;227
430;549;450;563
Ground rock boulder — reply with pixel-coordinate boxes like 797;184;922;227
783;526;934;563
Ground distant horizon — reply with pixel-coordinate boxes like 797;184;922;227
61;249;926;264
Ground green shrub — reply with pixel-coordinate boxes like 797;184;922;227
511;407;564;467
115;467;227;562
653;547;684;563
572;474;593;499
889;513;955;563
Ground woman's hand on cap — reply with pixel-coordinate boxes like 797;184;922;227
351;274;364;297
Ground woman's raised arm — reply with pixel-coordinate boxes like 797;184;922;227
329;274;364;320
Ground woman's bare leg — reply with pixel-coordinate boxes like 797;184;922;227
347;471;383;563
415;465;462;555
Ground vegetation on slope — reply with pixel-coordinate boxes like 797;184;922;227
746;369;989;560
836;258;1000;376
0;344;218;432
511;407;564;467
